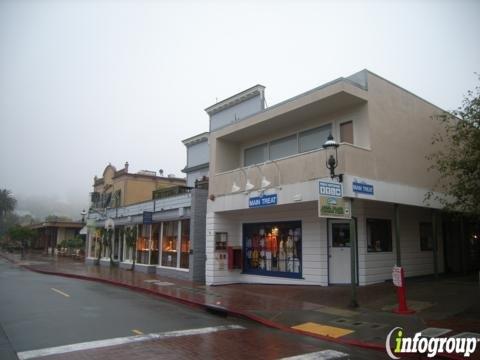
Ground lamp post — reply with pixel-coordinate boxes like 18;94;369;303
322;133;343;183
322;133;357;307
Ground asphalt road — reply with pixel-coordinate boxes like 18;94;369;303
0;258;385;359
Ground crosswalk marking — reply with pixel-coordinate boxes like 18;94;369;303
17;324;245;359
279;349;350;359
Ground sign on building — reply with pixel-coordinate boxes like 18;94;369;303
318;181;351;219
352;179;374;195
249;194;278;208
143;211;153;224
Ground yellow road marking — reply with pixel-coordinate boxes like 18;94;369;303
291;322;354;338
131;329;143;335
51;288;70;298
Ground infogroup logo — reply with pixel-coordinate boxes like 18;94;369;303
385;327;479;359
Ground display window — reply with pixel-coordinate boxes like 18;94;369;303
151;223;160;264
161;221;178;267
243;221;302;278
136;224;150;264
180;220;190;269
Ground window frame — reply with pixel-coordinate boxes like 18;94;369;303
366;218;393;253
419;222;433;251
242;122;334;167
339;120;354;144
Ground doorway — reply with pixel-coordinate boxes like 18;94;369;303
328;220;351;284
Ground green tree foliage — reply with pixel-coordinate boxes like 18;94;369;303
0;189;17;237
428;76;480;216
124;226;137;270
0;189;16;218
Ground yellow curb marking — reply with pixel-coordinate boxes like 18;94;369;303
291;322;354;338
131;329;143;335
51;288;70;298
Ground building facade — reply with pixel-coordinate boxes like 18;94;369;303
30;220;83;255
86;154;209;282
91;162;186;209
205;70;453;286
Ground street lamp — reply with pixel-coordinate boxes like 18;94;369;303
322;133;343;183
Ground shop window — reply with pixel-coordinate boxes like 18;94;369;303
136;224;150;264
340;121;354;144
269;135;298;160
151;223;160;264
243;221;302;278
180;219;190;269
244;143;267;166
367;219;392;252
161;221;178;267
299;124;331;153
419;222;433;251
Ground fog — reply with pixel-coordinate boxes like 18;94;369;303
1;0;479;220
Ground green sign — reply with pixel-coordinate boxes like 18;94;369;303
318;196;351;219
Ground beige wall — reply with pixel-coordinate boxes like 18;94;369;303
209;72;447;197
93;167;186;207
365;72;445;189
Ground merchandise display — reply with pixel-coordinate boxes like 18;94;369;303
243;221;302;278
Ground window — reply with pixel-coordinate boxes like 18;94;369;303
340;121;353;144
367;219;392;252
269;135;297;160
244;143;267;166
299;124;331;152
180;219;190;269
332;223;350;247
243;221;302;278
161;221;178;267
419;222;433;251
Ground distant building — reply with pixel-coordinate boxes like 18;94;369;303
29;220;83;255
86;155;209;283
91;162;186;209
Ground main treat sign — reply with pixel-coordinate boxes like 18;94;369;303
318;181;351;219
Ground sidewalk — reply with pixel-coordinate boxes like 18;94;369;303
1;251;479;359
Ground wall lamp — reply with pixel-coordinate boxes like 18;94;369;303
322;133;343;183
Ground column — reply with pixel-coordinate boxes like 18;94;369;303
394;204;402;266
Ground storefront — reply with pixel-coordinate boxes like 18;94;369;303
243;221;302;278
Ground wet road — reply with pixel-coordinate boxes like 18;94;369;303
0;259;385;359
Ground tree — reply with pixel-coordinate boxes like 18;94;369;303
124;226;138;271
428;76;480;216
0;189;16;218
8;225;37;259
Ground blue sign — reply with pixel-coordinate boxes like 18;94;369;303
352;180;374;195
249;194;278;208
319;181;343;198
143;211;153;224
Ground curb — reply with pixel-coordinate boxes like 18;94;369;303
0;253;465;359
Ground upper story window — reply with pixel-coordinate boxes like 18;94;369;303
244;143;268;166
243;124;332;166
340;121;354;144
269;135;298;160
299;124;331;152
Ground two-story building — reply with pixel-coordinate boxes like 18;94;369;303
205;70;457;286
86;151;209;282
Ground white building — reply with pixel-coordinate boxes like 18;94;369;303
205;70;454;286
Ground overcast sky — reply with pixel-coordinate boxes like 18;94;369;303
0;0;479;218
